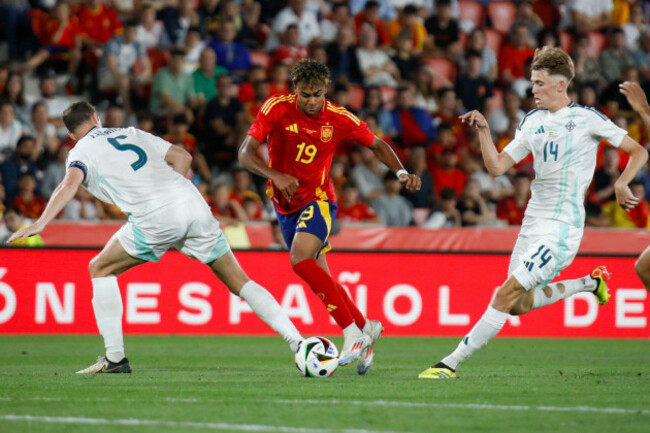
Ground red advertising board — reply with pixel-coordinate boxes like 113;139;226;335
0;249;648;337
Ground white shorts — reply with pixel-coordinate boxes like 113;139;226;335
509;217;583;290
117;197;230;264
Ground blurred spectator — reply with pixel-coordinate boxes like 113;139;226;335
432;148;466;197
230;167;265;220
330;82;354;112
388;4;427;53
413;65;440;114
1;205;44;246
198;0;223;39
633;31;650;82
429;122;463;167
623;2;648;51
536;27;560;50
390;84;437;149
2;72;29;126
572;33;606;89
432;87;465;142
496;173;530;226
585;200;611;227
594;146;621;203
10;170;45;218
337;181;380;223
0;136;38;201
391;31;421;82
349;0;397;21
23;101;59;166
183;26;207;73
371;171;412;226
579;84;598;107
353;1;391;49
136;110;155;133
599;27;636;83
566;0;613;33
309;42;328;65
330;156;348;198
422;187;461;228
457;178;493;227
136;3;170;49
488;90;525;141
326;25;363;84
1;0;36;61
210;183;248;223
63;186;103;221
424;0;460;58
511;57;533;99
602;180;650;228
164;113;211;182
455;50;493;113
238;0;264;49
266;0;320;52
238;65;268;104
268;218;288;250
149;47;201;123
512;0;544;44
22;0;83;80
499;23;535;86
193;47;229;104
351;146;387;201
158;0;200;46
462;28;498;82
209;19;252;81
273;24;309;66
320;3;352;44
98;19;151;115
402;145;434;209
37;70;71;133
0;100;23;161
357;27;400;87
104;104;126;128
204;74;246;173
464;155;513;203
40;144;69;199
359;85;396;140
269;63;290;96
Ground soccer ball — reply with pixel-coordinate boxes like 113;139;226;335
295;336;339;378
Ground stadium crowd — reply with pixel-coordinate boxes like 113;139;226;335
2;0;650;243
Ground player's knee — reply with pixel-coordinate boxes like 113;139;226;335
88;256;107;278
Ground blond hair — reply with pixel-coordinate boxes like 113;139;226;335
531;46;575;83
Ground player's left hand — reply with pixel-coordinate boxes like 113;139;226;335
6;222;43;245
619;81;649;114
399;173;421;192
614;181;640;212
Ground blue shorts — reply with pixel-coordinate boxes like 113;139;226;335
276;200;337;257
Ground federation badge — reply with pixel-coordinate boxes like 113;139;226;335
565;120;576;131
321;125;333;142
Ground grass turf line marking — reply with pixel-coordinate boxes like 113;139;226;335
0;414;409;433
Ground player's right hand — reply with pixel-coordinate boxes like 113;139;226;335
619;81;649;114
399;173;421;192
6;222;43;245
272;173;299;201
459;110;488;130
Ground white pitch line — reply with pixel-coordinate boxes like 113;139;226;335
0;414;408;433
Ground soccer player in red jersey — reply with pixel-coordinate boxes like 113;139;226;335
239;59;421;374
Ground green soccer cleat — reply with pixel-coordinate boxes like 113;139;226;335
418;362;457;379
76;356;132;374
590;265;612;306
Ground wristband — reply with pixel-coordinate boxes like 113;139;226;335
396;169;408;178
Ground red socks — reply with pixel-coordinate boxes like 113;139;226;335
335;282;366;330
293;259;365;330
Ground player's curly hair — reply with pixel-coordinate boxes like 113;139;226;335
63;101;96;134
290;59;330;88
531;46;575;83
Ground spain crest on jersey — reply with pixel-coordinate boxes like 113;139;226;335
321;125;333;142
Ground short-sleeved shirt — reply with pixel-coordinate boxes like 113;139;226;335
66;126;201;220
78;4;123;44
504;102;627;227
149;68;196;116
192;66;228;102
248;94;376;214
98;35;147;82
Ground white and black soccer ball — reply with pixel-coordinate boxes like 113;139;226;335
295;336;339;378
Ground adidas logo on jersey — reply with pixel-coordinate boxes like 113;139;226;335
534;126;546;134
285;124;299;133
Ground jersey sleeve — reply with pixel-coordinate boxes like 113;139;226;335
247;97;279;142
503;122;532;163
138;128;172;160
65;145;90;183
345;114;376;147
587;108;628;147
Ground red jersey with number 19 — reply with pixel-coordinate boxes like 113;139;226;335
248;94;376;214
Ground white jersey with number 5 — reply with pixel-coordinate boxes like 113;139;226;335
65;126;202;219
504;102;627;228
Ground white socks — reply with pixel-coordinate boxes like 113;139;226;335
441;306;509;370
531;276;596;310
239;281;303;351
91;276;125;362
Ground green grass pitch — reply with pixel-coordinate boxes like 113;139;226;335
0;335;648;433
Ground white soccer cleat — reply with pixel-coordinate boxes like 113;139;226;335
338;332;371;366
76;356;131;374
357;320;383;375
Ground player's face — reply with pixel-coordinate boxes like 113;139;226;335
296;83;327;116
531;69;559;110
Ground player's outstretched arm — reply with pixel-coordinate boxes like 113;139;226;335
368;137;421;191
238;135;299;201
459;110;515;177
615;136;648;211
6;167;83;244
164;144;192;176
